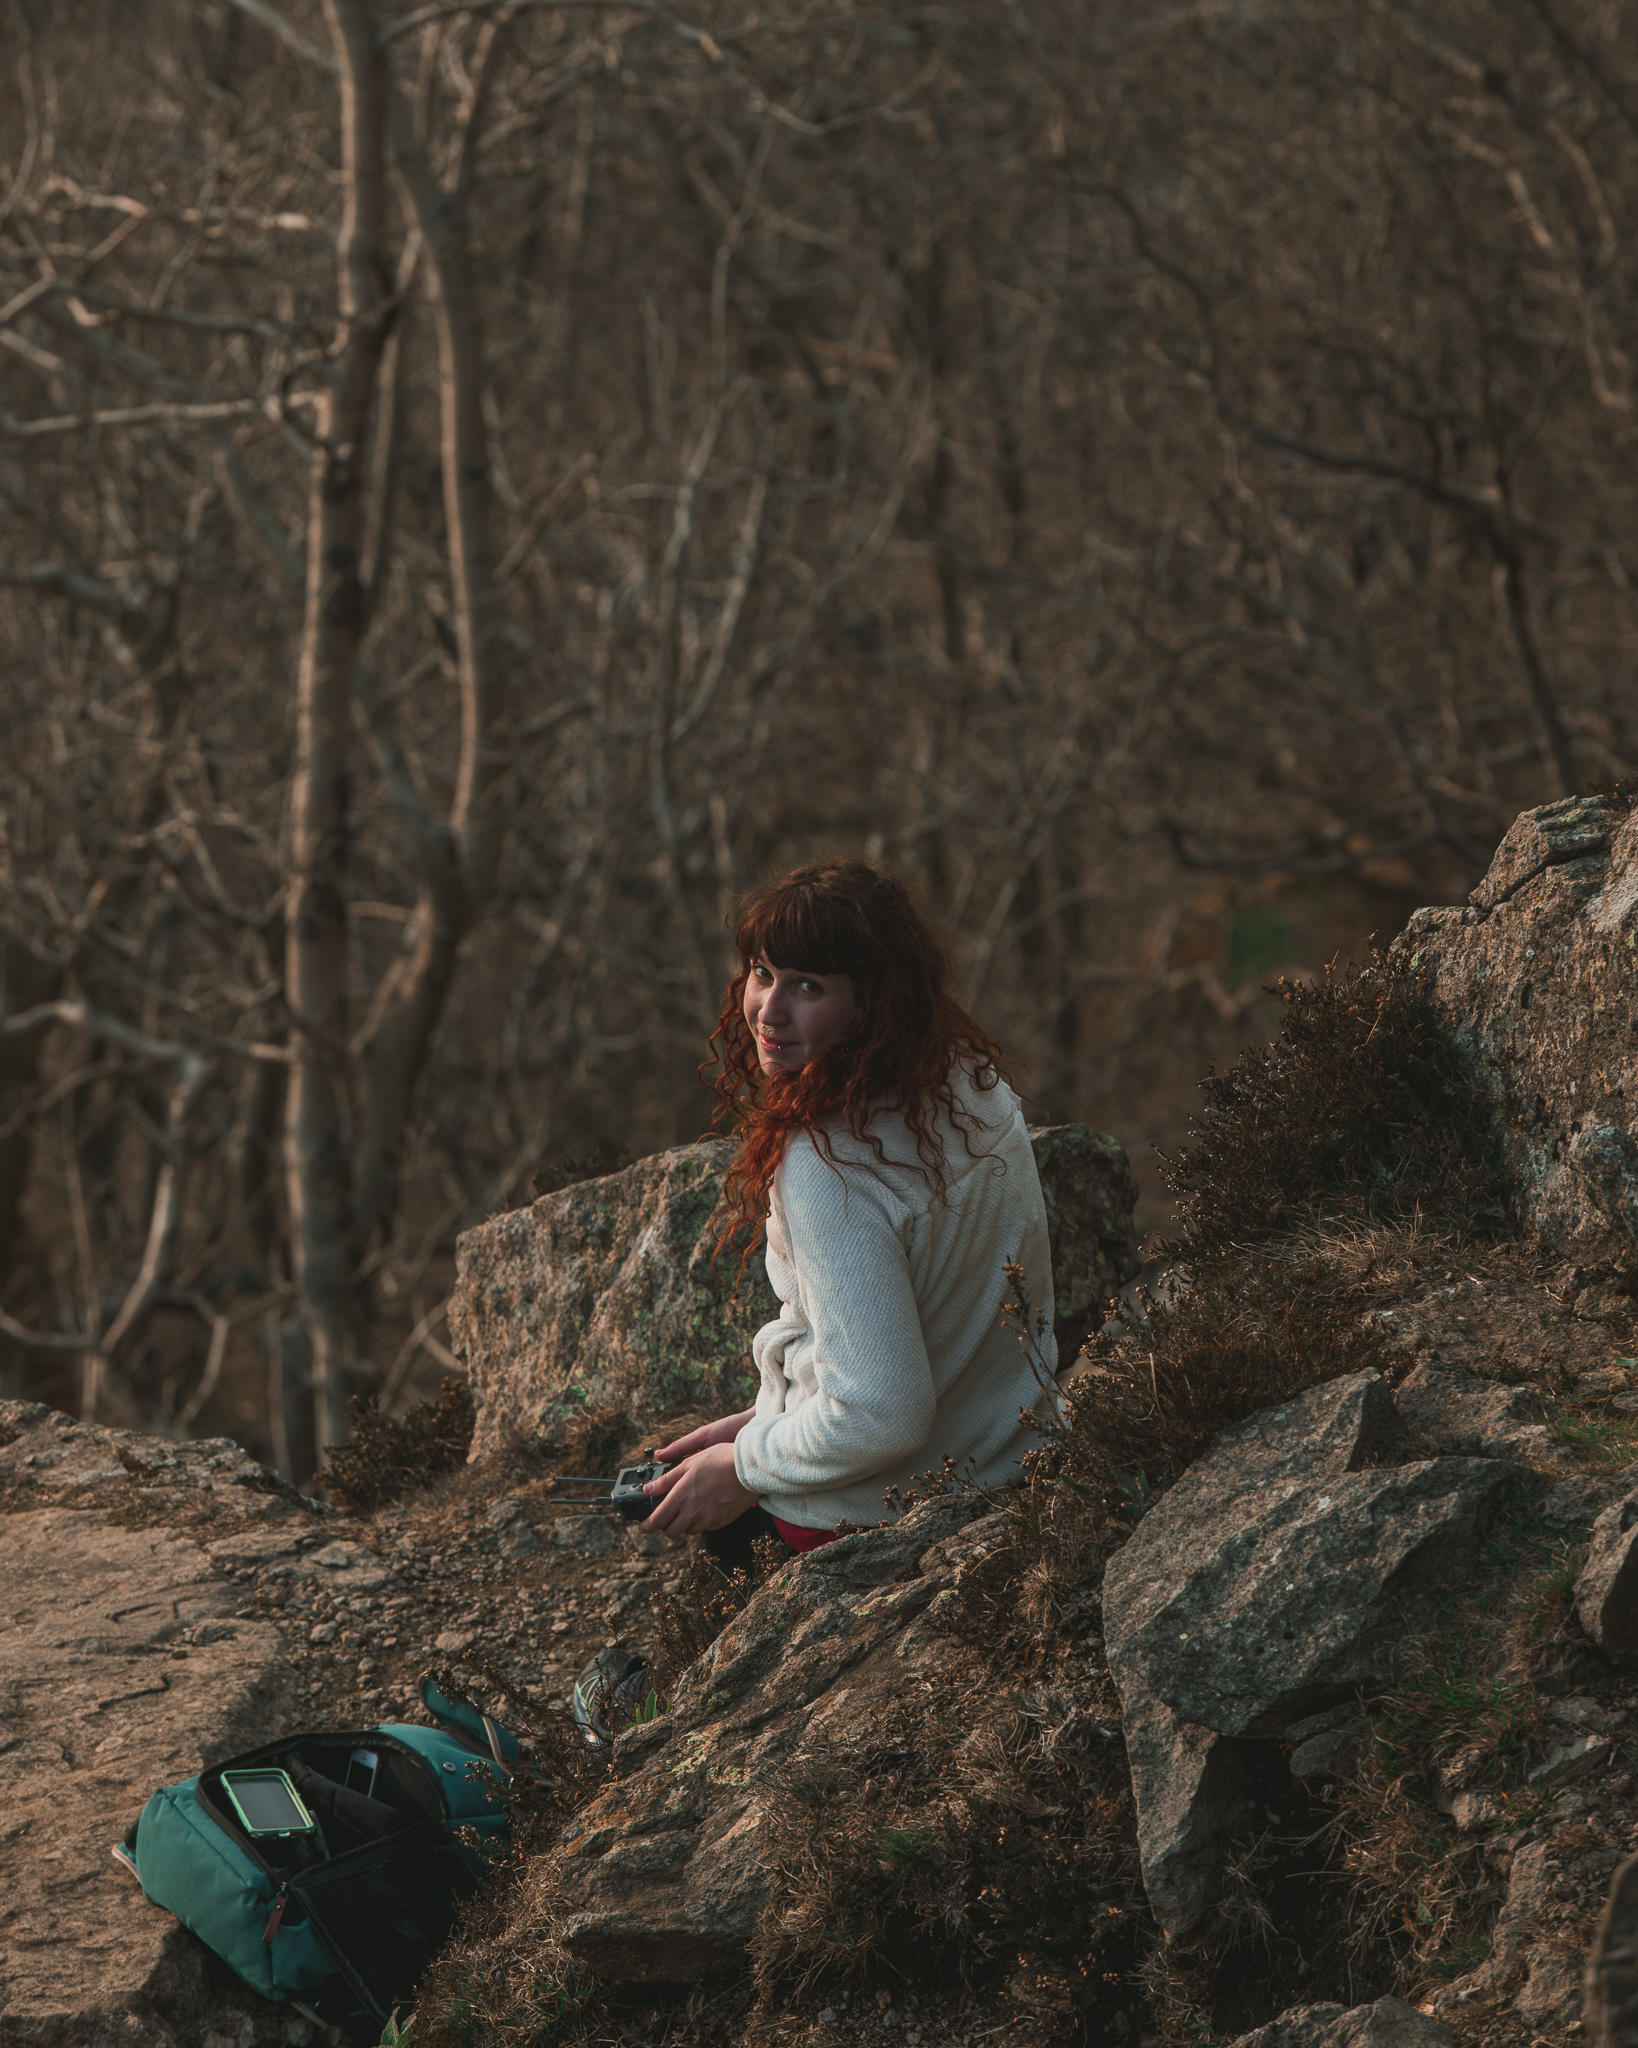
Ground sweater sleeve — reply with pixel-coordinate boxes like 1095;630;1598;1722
732;1145;936;1501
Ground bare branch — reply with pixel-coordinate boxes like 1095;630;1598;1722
2;397;265;439
59;285;286;342
670;464;767;742
0;558;144;614
0;1305;108;1359
211;438;304;588
222;0;340;71
0;998;200;1065
376;1295;455;1408
378;0;730;63
97;1050;211;1369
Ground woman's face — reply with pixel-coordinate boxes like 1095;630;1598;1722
743;957;861;1074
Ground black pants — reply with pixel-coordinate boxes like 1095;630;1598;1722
701;1503;788;1578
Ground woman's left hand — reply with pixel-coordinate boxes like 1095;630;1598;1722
640;1442;757;1539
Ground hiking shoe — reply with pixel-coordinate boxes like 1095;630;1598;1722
569;1644;650;1751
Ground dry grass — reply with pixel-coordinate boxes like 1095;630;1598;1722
410;1659;608;2048
1319;1498;1591;1998
746;1671;1143;2027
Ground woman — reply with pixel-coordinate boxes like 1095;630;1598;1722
639;858;1058;1573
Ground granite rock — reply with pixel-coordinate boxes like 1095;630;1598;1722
1227;1997;1453;2047
1586;1848;1638;2048
1119;1690;1257;1937
1103;1372;1513;1740
1434;1835;1584;2033
1392;1363;1573;1474
1575;1492;1638;1663
1026;1122;1142;1345
453;1125;1141;1455
1389;793;1638;1262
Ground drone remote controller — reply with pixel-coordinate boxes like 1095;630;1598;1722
608;1458;673;1519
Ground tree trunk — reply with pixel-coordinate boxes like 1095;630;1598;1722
351;54;510;1257
286;0;391;1451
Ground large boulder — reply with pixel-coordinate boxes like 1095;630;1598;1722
1102;1371;1515;1936
1103;1373;1513;1741
1027;1122;1142;1342
1587;1848;1638;2048
1389;792;1638;1262
453;1124;1141;1457
453;1140;774;1459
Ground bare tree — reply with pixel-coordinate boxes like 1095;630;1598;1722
1;0;1634;1469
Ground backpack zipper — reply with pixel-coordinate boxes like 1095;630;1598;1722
261;1884;289;1943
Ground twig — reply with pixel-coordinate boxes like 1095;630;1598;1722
2;397;265;439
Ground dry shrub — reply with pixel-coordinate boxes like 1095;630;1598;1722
1075;1246;1393;1478
531;1400;633;1479
1058;960;1518;1484
1166;958;1513;1263
319;1375;476;1512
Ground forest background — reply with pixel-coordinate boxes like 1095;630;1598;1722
0;0;1632;1482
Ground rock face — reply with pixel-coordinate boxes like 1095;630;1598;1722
548;1492;999;1982
453;1140;775;1457
454;1123;1141;1456
0;1401;327;2048
1104;1373;1512;1741
1433;1833;1586;2032
1392;1363;1573;1472
1586;1848;1638;2048
1117;1692;1257;1939
1103;1370;1516;1935
1227;1999;1454;2048
1389;791;1638;1262
1575;1492;1638;1663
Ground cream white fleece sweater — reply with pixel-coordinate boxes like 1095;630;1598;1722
732;1064;1058;1529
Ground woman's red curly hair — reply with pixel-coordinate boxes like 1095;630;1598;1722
705;858;1008;1247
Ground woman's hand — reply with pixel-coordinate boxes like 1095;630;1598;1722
654;1408;755;1464
640;1442;757;1539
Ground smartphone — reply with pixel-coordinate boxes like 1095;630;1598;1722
344;1747;379;1798
221;1768;316;1838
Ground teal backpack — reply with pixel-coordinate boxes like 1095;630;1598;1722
122;1683;520;2041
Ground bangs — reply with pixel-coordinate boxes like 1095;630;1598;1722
739;884;863;977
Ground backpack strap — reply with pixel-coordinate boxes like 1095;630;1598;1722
416;1679;520;1770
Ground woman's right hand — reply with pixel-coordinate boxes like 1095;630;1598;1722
654;1407;755;1463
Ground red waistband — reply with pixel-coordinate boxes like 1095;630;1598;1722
771;1515;841;1553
